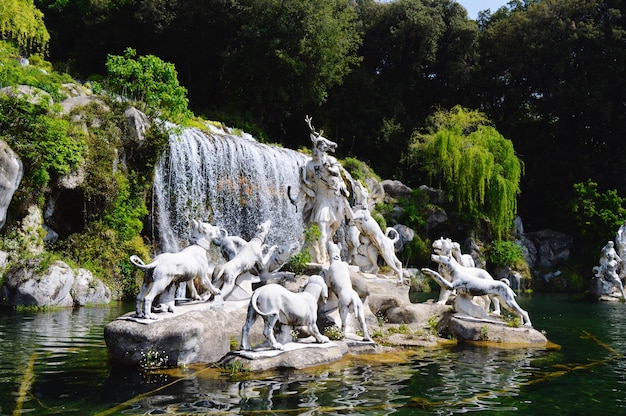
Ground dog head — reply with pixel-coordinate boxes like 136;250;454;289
431;253;453;267
191;220;221;242
327;241;342;262
265;242;300;273
307;274;328;303
254;220;272;241
432;237;453;256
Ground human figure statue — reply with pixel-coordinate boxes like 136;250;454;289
615;222;626;278
593;240;626;299
288;116;352;264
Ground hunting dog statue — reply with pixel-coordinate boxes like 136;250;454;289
422;254;532;327
431;237;498;313
240;274;330;351
211;220;276;301
323;242;372;341
130;220;222;319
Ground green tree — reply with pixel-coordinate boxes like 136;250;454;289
320;0;479;179
477;0;626;231
105;47;192;125
571;179;626;246
0;0;49;54
408;106;522;239
219;0;362;133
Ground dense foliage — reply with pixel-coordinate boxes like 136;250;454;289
408;106;522;239
0;0;49;54
2;0;626;288
105;47;192;125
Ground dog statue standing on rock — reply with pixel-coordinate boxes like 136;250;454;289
240;274;330;351
130;220;222;319
324;242;372;341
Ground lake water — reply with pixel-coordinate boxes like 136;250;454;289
1;293;625;415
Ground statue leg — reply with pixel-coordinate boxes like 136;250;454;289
264;314;283;350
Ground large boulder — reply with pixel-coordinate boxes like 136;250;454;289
438;312;550;346
522;230;574;268
1;260;111;307
2;260;75;307
105;301;264;366
0;140;23;229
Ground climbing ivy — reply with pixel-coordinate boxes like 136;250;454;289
408;106;522;239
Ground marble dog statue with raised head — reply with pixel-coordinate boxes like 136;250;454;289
240;274;330;351
211;220;276;301
324;241;372;341
422;253;532;327
130;220;222;319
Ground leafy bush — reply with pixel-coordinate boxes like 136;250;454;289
486;240;523;268
105;47;192;125
0;94;85;197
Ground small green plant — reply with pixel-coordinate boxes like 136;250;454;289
229;336;239;351
427;314;439;335
324;325;343;341
479;325;489;341
387;324;410;335
505;316;521;328
139;348;169;370
287;224;320;274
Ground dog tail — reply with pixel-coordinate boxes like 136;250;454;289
385;227;400;244
130;255;156;270
250;289;272;317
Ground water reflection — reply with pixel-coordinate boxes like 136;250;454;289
2;295;626;415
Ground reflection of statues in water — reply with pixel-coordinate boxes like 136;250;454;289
593;240;626;299
288;116;352;263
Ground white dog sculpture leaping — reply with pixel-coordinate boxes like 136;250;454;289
130;220;222;319
422;253;532;327
240;274;330;351
212;220;276;301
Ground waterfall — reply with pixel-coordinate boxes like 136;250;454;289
153;125;308;254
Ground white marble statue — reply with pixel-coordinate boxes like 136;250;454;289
130;220;223;319
240;274;330;351
593;240;626;299
211;220;277;302
422;253;532;327
323;242;372;341
430;237;501;315
288;116;352;264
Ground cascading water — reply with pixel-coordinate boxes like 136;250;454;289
152;124;308;255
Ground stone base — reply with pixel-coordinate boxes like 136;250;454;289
219;337;379;372
438;312;551;347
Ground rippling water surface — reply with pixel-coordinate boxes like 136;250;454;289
1;293;625;415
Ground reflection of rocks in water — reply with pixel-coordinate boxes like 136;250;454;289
404;345;538;412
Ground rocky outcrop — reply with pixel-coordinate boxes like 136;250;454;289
438;312;550;346
0;140;23;229
1;260;111;307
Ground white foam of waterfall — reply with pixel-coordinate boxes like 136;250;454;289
153;125;307;254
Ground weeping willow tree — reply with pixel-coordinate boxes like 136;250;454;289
408;106;522;239
0;0;49;55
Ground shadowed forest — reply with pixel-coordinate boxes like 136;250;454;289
3;0;626;291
